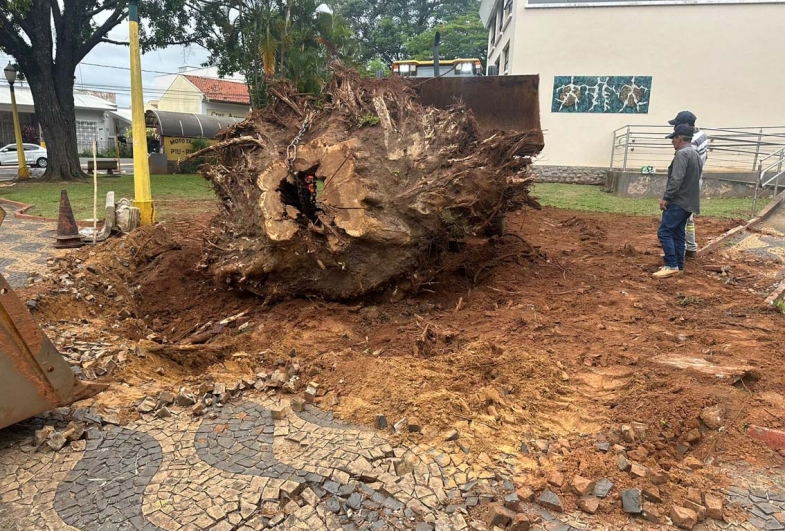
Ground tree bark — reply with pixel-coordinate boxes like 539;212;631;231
25;67;86;181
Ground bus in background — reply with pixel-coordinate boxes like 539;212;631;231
391;59;484;78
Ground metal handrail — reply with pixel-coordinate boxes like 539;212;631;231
752;147;785;217
609;125;785;173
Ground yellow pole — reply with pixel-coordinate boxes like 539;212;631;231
8;84;30;180
128;0;154;224
114;122;122;175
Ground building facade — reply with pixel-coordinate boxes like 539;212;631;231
480;0;785;174
0;85;118;152
156;71;251;118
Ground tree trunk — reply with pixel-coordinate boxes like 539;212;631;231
25;66;86;181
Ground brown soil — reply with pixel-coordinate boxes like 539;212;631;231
24;204;785;525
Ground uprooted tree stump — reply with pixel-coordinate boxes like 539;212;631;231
189;67;544;302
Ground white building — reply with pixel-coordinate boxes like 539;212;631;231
0;84;120;152
480;0;785;178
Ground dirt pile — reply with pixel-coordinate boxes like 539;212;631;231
23;206;785;529
192;66;543;302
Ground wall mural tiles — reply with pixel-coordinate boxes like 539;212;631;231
552;76;652;113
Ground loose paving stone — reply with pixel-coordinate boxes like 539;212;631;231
54;426;164;530
34;426;55;446
485;505;515;528
137;396;157;413
593;478;614;499
621;489;642;514
538;489;563;513
46;432;68;451
595;442;610;453
509;513;530;531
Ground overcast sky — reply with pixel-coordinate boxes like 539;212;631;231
76;39;212;108
1;34;213;109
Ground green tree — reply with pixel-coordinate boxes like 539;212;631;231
0;0;199;180
198;0;357;108
333;0;481;64
403;11;487;68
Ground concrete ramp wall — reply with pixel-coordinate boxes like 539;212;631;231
605;170;779;199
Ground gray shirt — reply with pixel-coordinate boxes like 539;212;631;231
664;145;703;214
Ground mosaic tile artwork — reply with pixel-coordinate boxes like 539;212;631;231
551;76;652;114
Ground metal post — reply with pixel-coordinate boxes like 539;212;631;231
6;81;30;180
752;162;763;218
776;149;783;197
129;0;155;225
114;121;122;175
751;127;763;172
609;130;617;170
622;126;630;172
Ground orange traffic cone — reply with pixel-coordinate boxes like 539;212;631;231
54;190;84;249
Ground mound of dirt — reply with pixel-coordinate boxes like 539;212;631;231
24;205;785;529
192;66;543;302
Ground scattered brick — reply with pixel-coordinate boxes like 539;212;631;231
570;475;595;497
577;496;599;514
670;505;698;529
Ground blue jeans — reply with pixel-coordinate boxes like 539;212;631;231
658;204;692;269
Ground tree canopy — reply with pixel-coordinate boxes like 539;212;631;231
404;11;487;66
332;0;484;65
0;0;201;179
197;0;357;108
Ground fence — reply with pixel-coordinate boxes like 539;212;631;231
610;125;785;173
610;125;785;217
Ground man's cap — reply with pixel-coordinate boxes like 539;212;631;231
668;110;697;126
667;123;695;139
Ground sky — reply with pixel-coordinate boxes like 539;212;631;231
1;29;214;109
76;35;213;108
2;3;331;110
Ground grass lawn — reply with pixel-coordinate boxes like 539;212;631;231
1;178;766;222
0;174;217;220
532;183;765;220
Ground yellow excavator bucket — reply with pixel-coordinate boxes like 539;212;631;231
0;205;107;430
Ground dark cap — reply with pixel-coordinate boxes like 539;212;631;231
668;110;697;126
667;123;695;139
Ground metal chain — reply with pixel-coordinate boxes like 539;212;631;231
286;112;313;171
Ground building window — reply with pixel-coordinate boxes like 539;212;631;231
497;3;504;31
494;57;501;76
490;19;496;46
75;120;98;152
504;0;514;18
503;45;510;74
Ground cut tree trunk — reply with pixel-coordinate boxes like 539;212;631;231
193;67;543;302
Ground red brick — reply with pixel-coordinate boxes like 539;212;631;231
748;425;785;450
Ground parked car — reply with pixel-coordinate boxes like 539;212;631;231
0;143;48;168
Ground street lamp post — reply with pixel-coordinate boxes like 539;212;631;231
4;63;30;180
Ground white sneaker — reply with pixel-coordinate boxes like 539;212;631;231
652;266;682;279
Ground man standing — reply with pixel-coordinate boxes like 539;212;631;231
668;111;708;258
654;123;704;278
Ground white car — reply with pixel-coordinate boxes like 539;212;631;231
0;143;48;168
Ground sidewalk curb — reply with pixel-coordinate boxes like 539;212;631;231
697;191;785;257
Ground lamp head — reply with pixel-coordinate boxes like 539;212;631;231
4;62;17;85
